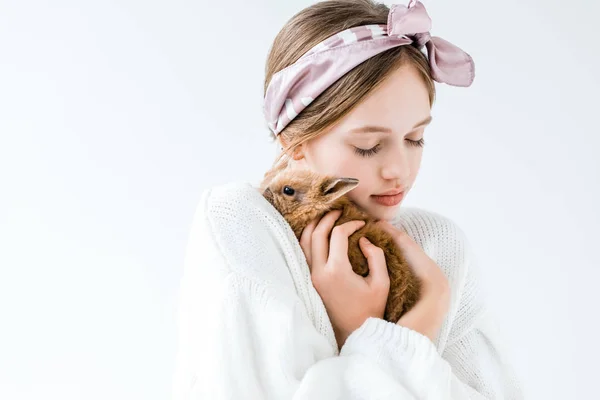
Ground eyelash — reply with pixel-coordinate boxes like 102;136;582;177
354;138;426;157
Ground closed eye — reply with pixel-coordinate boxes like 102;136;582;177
354;138;425;157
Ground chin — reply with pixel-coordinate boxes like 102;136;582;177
359;202;400;221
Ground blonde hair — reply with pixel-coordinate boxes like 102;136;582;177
262;0;436;180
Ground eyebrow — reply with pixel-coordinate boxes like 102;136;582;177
348;115;432;135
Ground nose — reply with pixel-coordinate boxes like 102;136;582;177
263;187;275;205
380;148;411;183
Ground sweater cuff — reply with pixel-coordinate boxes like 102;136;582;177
340;317;451;397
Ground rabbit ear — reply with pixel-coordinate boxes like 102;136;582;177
322;177;359;199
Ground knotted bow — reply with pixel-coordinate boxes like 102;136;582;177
387;0;474;86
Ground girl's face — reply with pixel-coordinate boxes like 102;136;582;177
284;64;432;221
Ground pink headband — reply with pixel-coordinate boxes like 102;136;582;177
263;0;475;136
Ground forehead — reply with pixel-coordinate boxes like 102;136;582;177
328;65;431;135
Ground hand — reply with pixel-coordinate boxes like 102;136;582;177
300;209;390;349
376;220;450;343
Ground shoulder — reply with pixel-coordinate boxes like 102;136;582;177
199;180;282;234
187;180;303;285
391;206;470;246
390;206;472;282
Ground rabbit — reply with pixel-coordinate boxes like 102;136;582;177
259;167;422;323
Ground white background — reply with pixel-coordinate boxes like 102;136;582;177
1;0;598;398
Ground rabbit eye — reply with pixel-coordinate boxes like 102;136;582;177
283;186;295;196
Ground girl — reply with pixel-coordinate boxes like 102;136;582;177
172;0;524;398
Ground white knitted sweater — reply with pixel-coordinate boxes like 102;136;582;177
171;181;524;400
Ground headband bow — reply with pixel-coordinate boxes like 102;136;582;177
264;0;475;136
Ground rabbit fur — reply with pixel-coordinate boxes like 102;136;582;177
259;166;422;323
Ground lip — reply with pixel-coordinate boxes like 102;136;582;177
371;191;405;206
374;188;405;196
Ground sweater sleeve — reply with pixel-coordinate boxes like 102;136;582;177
170;189;424;399
173;269;423;400
340;238;525;399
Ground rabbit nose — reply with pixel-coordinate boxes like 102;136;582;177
263;187;275;205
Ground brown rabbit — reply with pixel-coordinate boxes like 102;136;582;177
259;167;422;323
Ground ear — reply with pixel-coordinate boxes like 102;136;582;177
291;143;305;161
322;177;359;200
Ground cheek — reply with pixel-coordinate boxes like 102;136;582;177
314;145;364;177
311;144;348;173
333;157;377;199
309;142;379;198
346;178;375;204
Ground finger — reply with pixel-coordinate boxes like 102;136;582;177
359;237;390;289
328;220;366;268
311;210;343;273
300;218;318;266
377;220;438;281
